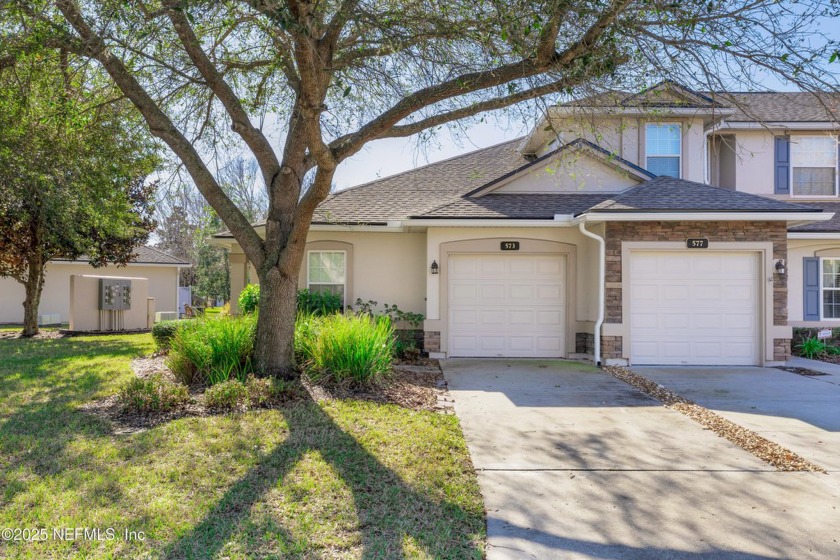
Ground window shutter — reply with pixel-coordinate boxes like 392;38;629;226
774;135;790;195
803;257;820;321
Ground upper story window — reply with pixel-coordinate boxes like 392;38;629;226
645;123;681;177
307;250;346;304
791;136;838;197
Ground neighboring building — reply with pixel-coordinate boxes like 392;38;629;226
212;81;840;367
0;246;190;325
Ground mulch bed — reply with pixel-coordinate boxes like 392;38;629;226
776;366;828;377
81;356;453;434
0;329;65;340
304;363;453;413
605;366;826;473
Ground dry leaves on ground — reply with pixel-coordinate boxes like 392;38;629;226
605;366;826;473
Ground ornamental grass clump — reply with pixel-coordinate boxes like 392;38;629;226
296;313;395;386
168;315;257;386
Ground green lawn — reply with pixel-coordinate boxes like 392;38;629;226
0;334;484;559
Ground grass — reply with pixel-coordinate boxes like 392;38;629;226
0;333;484;559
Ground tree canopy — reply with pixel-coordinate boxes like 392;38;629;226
0;47;159;334
5;0;837;369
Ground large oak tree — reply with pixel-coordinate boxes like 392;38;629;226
6;0;836;374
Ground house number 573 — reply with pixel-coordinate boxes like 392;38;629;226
501;241;520;251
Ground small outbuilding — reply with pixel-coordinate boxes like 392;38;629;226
0;246;190;325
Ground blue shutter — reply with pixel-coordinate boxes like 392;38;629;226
803;257;820;321
774;135;790;195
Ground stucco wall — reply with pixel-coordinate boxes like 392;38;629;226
229;231;427;317
788;239;840;326
539;116;706;183
731;130;775;195
69;275;151;331
0;262;180;324
493;151;640;193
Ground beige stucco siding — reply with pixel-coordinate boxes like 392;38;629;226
0;263;179;324
788;239;840;326
229;231;427;316
493;151;640;193
302;231;426;314
539;117;707;183
731;130;775;195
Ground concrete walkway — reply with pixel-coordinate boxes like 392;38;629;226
442;359;840;560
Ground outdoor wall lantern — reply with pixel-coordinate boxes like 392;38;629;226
775;259;786;275
431;260;439;274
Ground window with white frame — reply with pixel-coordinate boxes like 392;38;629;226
823;259;840;319
307;251;346;304
791;136;838;197
645;123;681;177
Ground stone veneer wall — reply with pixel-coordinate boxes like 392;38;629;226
424;331;441;353
575;332;595;355
603;221;790;361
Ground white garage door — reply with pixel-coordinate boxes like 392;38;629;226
629;251;759;366
448;254;566;357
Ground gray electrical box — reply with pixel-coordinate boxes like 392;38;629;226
99;279;132;311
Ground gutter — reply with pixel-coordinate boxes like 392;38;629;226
575;211;833;222
578;221;605;367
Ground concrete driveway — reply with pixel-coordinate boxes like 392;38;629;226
441;359;840;560
633;365;840;473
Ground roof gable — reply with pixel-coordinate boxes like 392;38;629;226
468;139;654;197
621;80;720;108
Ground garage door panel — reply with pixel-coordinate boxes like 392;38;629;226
479;259;505;275
630;251;758;366
509;285;534;299
449;254;566;358
480;285;505;299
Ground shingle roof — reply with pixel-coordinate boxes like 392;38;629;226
311;138;528;223
713;92;840;123
788;202;840;232
416;194;611;219
588;176;822;213
54;246;191;266
565;88;840;122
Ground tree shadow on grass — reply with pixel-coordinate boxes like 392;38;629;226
163;395;484;560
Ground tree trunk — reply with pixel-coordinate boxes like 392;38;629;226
254;267;300;379
21;263;44;337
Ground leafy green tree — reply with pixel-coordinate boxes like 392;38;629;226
0;49;159;335
11;0;837;374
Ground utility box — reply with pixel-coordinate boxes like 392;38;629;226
69;275;149;332
99;279;133;310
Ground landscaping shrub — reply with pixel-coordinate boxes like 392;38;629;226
796;336;827;359
168;315;257;386
204;379;249;411
298;288;343;315
118;374;189;413
238;283;260;314
246;376;297;407
297;313;395;385
151;320;180;351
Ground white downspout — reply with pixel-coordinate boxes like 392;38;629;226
578;221;605;367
